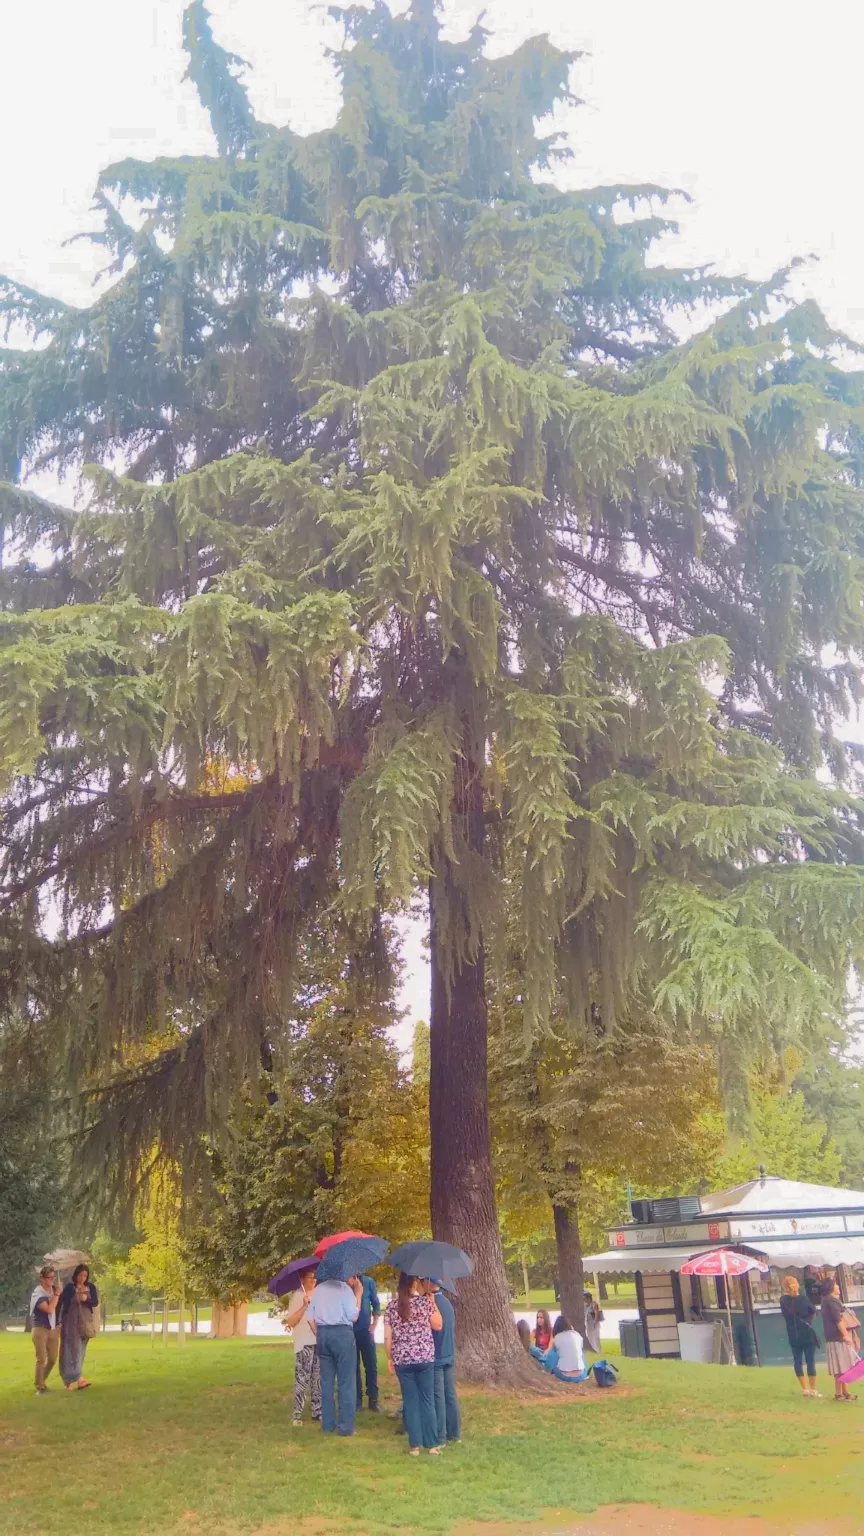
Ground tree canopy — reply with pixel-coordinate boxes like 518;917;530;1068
4;0;864;1375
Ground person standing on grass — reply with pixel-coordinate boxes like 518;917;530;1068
780;1276;821;1398
307;1274;362;1436
430;1280;461;1445
30;1264;61;1394
384;1273;443;1456
820;1275;858;1401
583;1290;604;1354
284;1267;321;1427
354;1272;382;1413
57;1263;98;1391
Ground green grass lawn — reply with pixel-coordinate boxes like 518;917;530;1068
513;1283;638;1309
1;1332;862;1534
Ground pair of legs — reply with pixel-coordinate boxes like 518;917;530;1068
434;1362;460;1443
59;1328;90;1390
355;1326;379;1408
529;1343;590;1384
32;1328;59;1392
395;1362;440;1454
316;1325;357;1435
791;1341;819;1397
292;1344;321;1423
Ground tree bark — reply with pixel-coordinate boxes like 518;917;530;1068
428;720;549;1387
553;1200;586;1336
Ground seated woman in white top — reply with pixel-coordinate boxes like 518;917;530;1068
530;1313;589;1382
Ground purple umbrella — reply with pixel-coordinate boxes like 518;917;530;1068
268;1256;319;1298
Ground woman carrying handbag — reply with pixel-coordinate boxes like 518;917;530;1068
58;1263;100;1391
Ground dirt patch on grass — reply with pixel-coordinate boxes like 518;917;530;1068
454;1506;861;1535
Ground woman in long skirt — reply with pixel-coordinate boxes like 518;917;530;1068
58;1264;99;1391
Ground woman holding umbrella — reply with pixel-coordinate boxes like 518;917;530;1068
284;1264;321;1426
384;1274;443;1456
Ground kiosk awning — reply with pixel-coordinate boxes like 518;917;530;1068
582;1246;705;1274
583;1236;864;1274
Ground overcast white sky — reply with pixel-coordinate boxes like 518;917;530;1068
4;0;864;1032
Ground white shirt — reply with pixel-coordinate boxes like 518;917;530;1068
286;1288;316;1351
554;1328;585;1376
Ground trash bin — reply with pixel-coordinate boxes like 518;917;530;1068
619;1320;646;1358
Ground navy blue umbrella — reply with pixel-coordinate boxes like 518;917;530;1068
388;1240;473;1282
315;1235;388;1282
268;1256;319;1298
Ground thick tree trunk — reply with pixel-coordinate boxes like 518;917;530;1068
553;1200;586;1336
430;891;535;1383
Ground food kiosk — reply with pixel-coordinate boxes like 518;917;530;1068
582;1175;864;1364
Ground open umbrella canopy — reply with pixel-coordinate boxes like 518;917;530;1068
314;1230;370;1257
268;1256;319;1298
388;1240;473;1282
680;1249;769;1277
315;1236;388;1282
41;1249;90;1281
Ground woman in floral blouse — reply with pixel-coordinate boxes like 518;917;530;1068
384;1274;443;1455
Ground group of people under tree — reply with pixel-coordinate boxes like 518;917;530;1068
30;1263;99;1394
285;1267;459;1453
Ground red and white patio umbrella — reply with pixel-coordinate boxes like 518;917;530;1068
680;1249;769;1364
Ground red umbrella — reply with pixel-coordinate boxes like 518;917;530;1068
314;1230;370;1257
680;1249;768;1278
680;1249;768;1364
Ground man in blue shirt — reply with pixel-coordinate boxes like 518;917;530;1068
308;1276;362;1435
354;1273;382;1411
430;1279;461;1443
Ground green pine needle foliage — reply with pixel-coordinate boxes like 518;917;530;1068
2;1;864;1179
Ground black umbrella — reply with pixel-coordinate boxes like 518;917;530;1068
268;1256;319;1298
315;1235;388;1282
388;1240;473;1282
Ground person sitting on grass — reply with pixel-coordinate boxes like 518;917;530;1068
530;1313;590;1383
516;1318;532;1352
532;1308;553;1352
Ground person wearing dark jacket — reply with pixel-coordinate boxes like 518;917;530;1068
57;1264;99;1391
354;1273;382;1412
779;1276;821;1397
429;1280;461;1444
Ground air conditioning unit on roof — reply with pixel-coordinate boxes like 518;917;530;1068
649;1197;702;1223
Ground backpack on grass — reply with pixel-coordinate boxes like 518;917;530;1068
593;1359;618;1388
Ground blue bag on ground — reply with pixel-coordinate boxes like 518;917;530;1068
593;1359;618;1388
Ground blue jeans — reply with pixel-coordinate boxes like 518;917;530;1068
530;1343;589;1384
316;1325;357;1434
434;1362;460;1442
354;1326;379;1406
395;1362;438;1448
